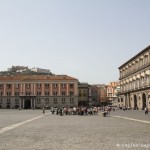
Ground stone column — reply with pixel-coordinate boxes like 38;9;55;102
12;84;15;96
42;83;44;96
31;83;33;95
31;99;33;108
66;83;69;96
74;83;76;96
126;93;129;108
58;83;61;96
50;84;52;96
4;84;6;96
23;84;26;95
34;98;36;109
20;83;23;95
23;99;24;108
20;99;22;108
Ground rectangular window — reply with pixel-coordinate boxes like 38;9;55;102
70;98;74;103
62;91;66;96
53;84;57;88
53;98;57;104
26;84;30;88
121;98;123;102
53;91;57;96
7;84;11;89
79;90;82;96
37;91;41;96
15;84;19;89
7;92;11;96
45;84;49;89
70;84;74;88
70;91;74;96
83;90;87;96
45;98;49;104
0;84;3;89
0;98;2;104
0;92;3;96
7;98;10;104
37;98;41;104
26;92;30;95
45;91;49;96
37;84;41;89
62;98;65;104
15;99;19;104
61;84;66;88
15;92;19;96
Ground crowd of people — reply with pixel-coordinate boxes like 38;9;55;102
42;105;149;116
50;107;99;116
42;106;114;117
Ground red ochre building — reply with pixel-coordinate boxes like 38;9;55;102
0;74;78;109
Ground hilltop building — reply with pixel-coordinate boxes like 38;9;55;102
31;67;50;74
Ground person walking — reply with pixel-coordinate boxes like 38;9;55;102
145;107;148;115
43;107;45;115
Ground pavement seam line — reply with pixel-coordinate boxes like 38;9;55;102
0;112;50;134
111;115;150;124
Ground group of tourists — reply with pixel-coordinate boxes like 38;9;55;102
50;107;99;116
42;105;149;116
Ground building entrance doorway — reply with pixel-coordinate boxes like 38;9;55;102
24;99;31;109
134;95;137;109
142;93;146;110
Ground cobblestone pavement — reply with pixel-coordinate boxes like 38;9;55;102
0;109;150;150
0;109;43;129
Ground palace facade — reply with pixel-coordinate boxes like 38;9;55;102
0;74;78;109
118;45;150;110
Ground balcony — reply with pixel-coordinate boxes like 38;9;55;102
120;82;150;94
120;62;150;80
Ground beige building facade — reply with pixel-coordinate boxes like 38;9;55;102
0;74;78;109
118;45;150;110
106;82;119;106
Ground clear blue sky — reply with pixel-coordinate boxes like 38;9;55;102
0;0;150;84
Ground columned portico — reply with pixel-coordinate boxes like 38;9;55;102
20;96;36;109
30;98;36;109
31;99;33;108
23;99;24;108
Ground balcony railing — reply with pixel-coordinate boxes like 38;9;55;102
120;81;150;93
120;62;150;80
